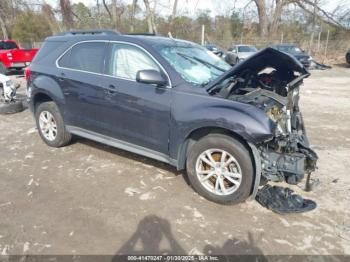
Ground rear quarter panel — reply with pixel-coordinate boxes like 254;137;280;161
29;67;65;115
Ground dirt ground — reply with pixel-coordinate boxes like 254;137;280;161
0;66;350;257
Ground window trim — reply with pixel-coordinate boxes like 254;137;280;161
55;40;172;88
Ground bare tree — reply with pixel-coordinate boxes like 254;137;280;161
59;0;74;30
111;0;117;29
42;3;60;33
270;0;287;36
253;0;269;37
292;0;349;29
102;0;113;21
170;0;178;30
0;13;8;39
252;0;349;38
253;0;291;37
143;0;157;34
130;0;138;32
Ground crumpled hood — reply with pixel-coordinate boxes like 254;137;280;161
207;47;309;91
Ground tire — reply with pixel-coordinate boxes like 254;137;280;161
186;134;254;205
0;100;24;114
346;52;350;65
35;101;72;147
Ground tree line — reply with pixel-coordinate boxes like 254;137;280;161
0;0;349;47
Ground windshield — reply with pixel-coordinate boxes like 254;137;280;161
277;45;302;53
238;46;257;52
0;42;18;50
160;45;230;86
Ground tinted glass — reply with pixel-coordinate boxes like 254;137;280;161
59;42;106;74
277;45;302;53
108;43;160;80
33;41;62;63
58;49;71;68
0;42;18;50
238;46;257;52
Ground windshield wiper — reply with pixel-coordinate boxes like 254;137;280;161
176;52;227;72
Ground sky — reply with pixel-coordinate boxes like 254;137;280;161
45;0;350;17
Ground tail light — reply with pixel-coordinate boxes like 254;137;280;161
24;67;31;81
7;53;13;60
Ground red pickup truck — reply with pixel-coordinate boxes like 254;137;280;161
0;40;38;74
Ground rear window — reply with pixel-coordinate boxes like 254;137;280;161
0;42;18;50
58;42;106;74
33;41;62;63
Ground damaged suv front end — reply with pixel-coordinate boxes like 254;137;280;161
207;47;318;189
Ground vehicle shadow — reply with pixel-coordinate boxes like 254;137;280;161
112;215;267;261
334;62;349;68
76;138;186;179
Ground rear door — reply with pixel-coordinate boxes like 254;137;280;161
56;41;110;134
103;42;172;154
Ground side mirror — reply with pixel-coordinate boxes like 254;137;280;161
136;70;167;87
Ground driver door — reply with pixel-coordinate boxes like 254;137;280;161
102;42;172;154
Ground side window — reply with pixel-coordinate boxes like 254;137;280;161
108;43;160;80
58;42;106;74
58;49;71;68
34;41;63;64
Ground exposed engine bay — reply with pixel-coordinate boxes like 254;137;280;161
208;48;318;187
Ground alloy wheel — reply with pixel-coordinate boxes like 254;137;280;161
195;149;242;196
39;111;57;141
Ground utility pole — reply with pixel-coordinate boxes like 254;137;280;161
201;25;205;45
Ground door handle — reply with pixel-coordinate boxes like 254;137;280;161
105;84;117;94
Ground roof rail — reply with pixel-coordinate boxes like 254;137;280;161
127;33;159;36
58;30;120;36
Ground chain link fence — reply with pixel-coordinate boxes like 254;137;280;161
19;36;350;65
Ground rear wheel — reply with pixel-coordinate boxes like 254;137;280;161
346;52;350;65
35;101;72;147
186;134;254;205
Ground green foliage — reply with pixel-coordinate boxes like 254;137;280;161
72;2;94;29
230;11;243;38
11;12;52;42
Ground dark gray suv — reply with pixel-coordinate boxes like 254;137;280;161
26;30;318;204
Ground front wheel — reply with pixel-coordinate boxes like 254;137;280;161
186;134;254;205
